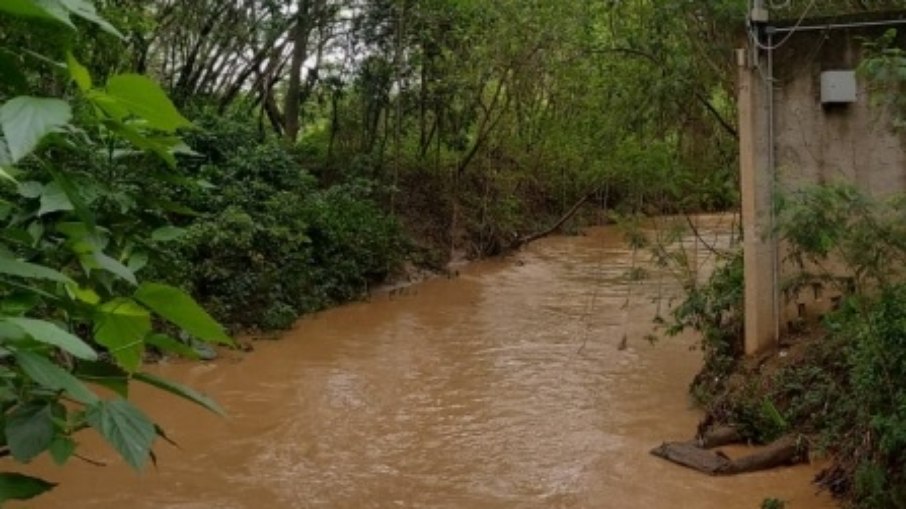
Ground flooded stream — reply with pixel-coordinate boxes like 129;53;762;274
20;216;834;508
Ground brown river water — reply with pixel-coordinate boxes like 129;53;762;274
17;216;835;509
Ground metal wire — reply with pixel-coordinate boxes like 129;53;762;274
749;0;818;51
771;18;906;34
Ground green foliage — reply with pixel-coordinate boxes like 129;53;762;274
0;1;230;502
830;285;906;507
154;117;407;330
0;472;56;503
716;184;906;506
760;498;786;509
667;250;745;402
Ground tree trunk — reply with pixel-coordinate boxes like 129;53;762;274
283;0;312;144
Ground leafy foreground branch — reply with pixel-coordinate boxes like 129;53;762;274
667;185;906;508
0;2;232;503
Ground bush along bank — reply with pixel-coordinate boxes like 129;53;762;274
669;185;906;508
144;116;410;331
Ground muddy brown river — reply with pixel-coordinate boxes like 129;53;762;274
18;216;834;508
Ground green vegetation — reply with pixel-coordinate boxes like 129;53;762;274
761;498;786;509
656;22;906;508
8;0;906;506
0;0;743;501
0;1;234;502
670;184;906;507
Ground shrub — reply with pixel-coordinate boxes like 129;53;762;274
151;117;408;330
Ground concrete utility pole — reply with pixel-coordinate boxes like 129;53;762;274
739;0;779;355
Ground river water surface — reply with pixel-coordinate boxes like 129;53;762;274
21;216;834;508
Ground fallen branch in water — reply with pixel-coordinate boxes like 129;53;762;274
651;434;807;476
511;190;596;249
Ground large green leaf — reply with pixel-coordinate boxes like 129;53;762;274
0;473;56;503
134;372;224;416
84;251;137;285
59;0;123;38
134;283;232;345
38;181;74;216
28;0;74;27
106;75;191;133
14;350;99;405
0;0;122;36
5;401;54;462
0;0;71;27
4;317;96;360
49;436;76;465
0;256;74;283
95;298;150;372
0;96;72;163
85;399;156;470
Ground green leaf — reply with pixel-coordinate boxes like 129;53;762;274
14;350;99;405
90;251;137;285
134;372;224;416
127;251;149;273
38;181;74;216
95;299;150;372
0;472;56;503
49;436;76;465
59;0;123;38
5;401;54;462
0;96;72;162
66;52;91;92
74;361;128;398
0;0;70;26
17;180;43;198
151;226;186;242
0;322;27;341
106;74;191;132
145;333;200;360
134;283;232;345
66;284;100;305
49;167;95;228
4;317;97;360
85;399;156;470
0;256;74;283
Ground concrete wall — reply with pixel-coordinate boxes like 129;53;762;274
740;24;906;354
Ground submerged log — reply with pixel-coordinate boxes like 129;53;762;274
650;441;730;475
717;435;804;475
651;435;806;476
697;425;744;449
